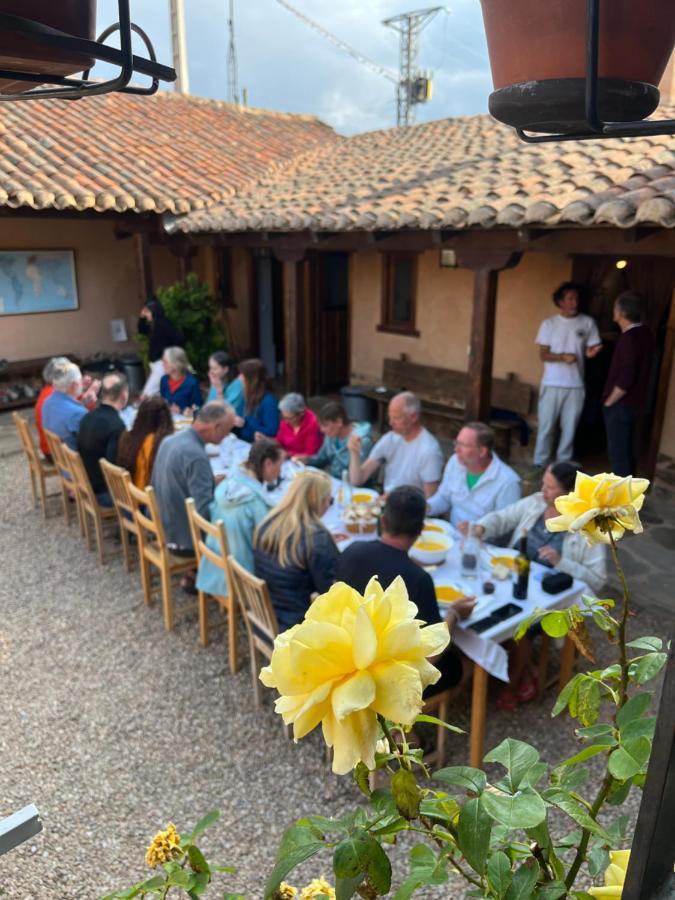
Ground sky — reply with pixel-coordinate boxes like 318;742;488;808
97;0;493;133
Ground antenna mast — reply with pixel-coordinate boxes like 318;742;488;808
383;6;443;127
169;0;189;94
227;0;240;104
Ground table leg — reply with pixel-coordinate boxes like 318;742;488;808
558;635;576;690
470;663;489;768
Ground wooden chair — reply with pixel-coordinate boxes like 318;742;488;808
227;556;279;708
100;459;139;573
421;689;455;768
12;412;58;518
185;498;239;671
127;482;196;631
44;429;82;530
62;445;117;564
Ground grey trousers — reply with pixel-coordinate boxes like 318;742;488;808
534;385;585;466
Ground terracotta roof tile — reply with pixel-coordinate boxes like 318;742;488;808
170;108;675;233
0;90;336;214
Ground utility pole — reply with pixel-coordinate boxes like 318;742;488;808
169;0;189;94
383;6;443;127
227;0;240;104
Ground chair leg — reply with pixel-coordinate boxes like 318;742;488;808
160;564;175;631
435;697;449;768
28;468;38;508
250;646;262;708
227;595;239;674
139;555;153;607
537;634;551;701
198;591;209;647
60;482;71;525
94;515;105;565
83;510;93;551
38;472;48;519
120;527;132;573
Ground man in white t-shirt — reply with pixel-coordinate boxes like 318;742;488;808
348;391;443;497
534;282;602;467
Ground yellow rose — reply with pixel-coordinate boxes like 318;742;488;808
546;472;649;544
589;849;630;897
260;577;450;774
300;876;336;898
277;883;299;899
144;822;183;868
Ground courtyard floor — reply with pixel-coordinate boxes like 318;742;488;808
0;412;672;898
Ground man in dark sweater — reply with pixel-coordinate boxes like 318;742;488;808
77;372;128;505
602;291;655;476
151;401;235;554
336;486;475;693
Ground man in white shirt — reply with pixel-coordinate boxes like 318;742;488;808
348;391;443;497
427;422;521;527
534;282;602;467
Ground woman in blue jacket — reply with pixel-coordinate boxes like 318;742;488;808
234;358;279;442
206;351;245;415
159;346;202;413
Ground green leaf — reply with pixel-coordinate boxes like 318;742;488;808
608;736;651;780
505;860;539;900
186;845;210;875
561;741;614;767
457;798;492;875
552;674;582;717
575;677;601;727
419;796;460;825
617;692;652;728
264;838;325;899
534;882;568;899
186;871;210;897
484;739;540;792
279;824;324;857
434;766;487;794
365;841;392;895
335;874;365;900
620;716;656;742
544;790;611;841
606;779;631;806
392;845;448;900
631;653;667;684
626;636;663;652
353;762;371;798
222;894;246;900
414;713;464;733
541;611;569;638
186;810;220;843
555;765;590;792
576;723;614;739
519;762;548;789
101;876;166;899
487;850;512;898
606;814;630;843
333;830;392;897
572;893;596;900
391;768;421;820
587;845;610;878
481;787;547;829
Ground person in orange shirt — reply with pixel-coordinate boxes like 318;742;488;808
116;396;174;488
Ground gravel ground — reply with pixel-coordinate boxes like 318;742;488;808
0;450;669;899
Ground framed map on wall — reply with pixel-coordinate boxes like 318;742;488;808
0;250;78;316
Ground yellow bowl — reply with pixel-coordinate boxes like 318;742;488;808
436;584;465;604
411;535;451;565
351;488;379;504
424;518;452;535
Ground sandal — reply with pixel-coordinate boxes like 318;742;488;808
496;686;519;712
515;670;538;704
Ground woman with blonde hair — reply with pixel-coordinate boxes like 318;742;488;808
159;346;202;413
254;469;338;629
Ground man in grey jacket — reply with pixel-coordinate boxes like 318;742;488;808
151;401;235;554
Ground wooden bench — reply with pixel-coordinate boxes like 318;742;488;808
360;357;534;459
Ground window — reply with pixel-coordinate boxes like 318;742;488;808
378;252;419;336
216;247;236;308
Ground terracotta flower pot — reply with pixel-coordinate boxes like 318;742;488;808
0;0;97;94
480;0;675;133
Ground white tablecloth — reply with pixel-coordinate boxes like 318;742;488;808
208;436;587;682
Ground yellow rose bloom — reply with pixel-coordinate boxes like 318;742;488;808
546;472;649;544
144;822;183;868
589;849;630;897
260;576;450;774
300;876;336;898
277;883;299;899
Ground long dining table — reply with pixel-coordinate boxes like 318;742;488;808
209;435;587;767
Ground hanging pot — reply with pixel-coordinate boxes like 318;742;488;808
0;1;97;94
480;0;675;133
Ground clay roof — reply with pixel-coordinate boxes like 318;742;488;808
168;109;675;233
0;90;336;215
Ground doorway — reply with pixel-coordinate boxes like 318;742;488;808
572;255;675;472
311;251;350;392
254;254;285;379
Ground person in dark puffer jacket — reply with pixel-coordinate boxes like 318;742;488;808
254;469;338;631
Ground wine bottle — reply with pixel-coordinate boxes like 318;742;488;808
512;529;530;600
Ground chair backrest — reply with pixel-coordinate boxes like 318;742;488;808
100;459;137;526
13;412;40;466
185;498;231;584
127;482;169;552
44;429;72;481
227;555;278;657
62;444;96;510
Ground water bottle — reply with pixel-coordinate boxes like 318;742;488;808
461;524;482;578
339;469;352;510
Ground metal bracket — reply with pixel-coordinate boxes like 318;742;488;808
0;0;175;102
516;0;675;143
0;804;42;857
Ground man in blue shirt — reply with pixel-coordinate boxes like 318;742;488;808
42;361;88;450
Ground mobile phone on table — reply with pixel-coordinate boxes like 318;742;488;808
468;603;523;634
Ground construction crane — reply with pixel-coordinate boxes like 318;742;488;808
275;0;441;126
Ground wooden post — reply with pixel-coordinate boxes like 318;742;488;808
276;249;305;392
644;288;675;480
466;268;498;422
134;232;153;302
469;663;490;768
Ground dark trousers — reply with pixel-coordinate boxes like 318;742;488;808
603;404;639;477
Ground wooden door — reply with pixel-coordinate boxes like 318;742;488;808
314;252;350;392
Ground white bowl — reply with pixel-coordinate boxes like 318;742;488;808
423;517;452;536
410;534;452;566
350;487;379;504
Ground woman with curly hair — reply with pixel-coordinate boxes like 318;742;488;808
117;396;174;488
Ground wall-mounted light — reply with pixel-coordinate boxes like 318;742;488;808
440;249;457;268
615;259;628;270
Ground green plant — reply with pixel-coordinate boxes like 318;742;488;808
103;811;240;899
263;473;666;899
155;274;228;377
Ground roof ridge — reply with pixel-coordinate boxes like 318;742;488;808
146;89;333;125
